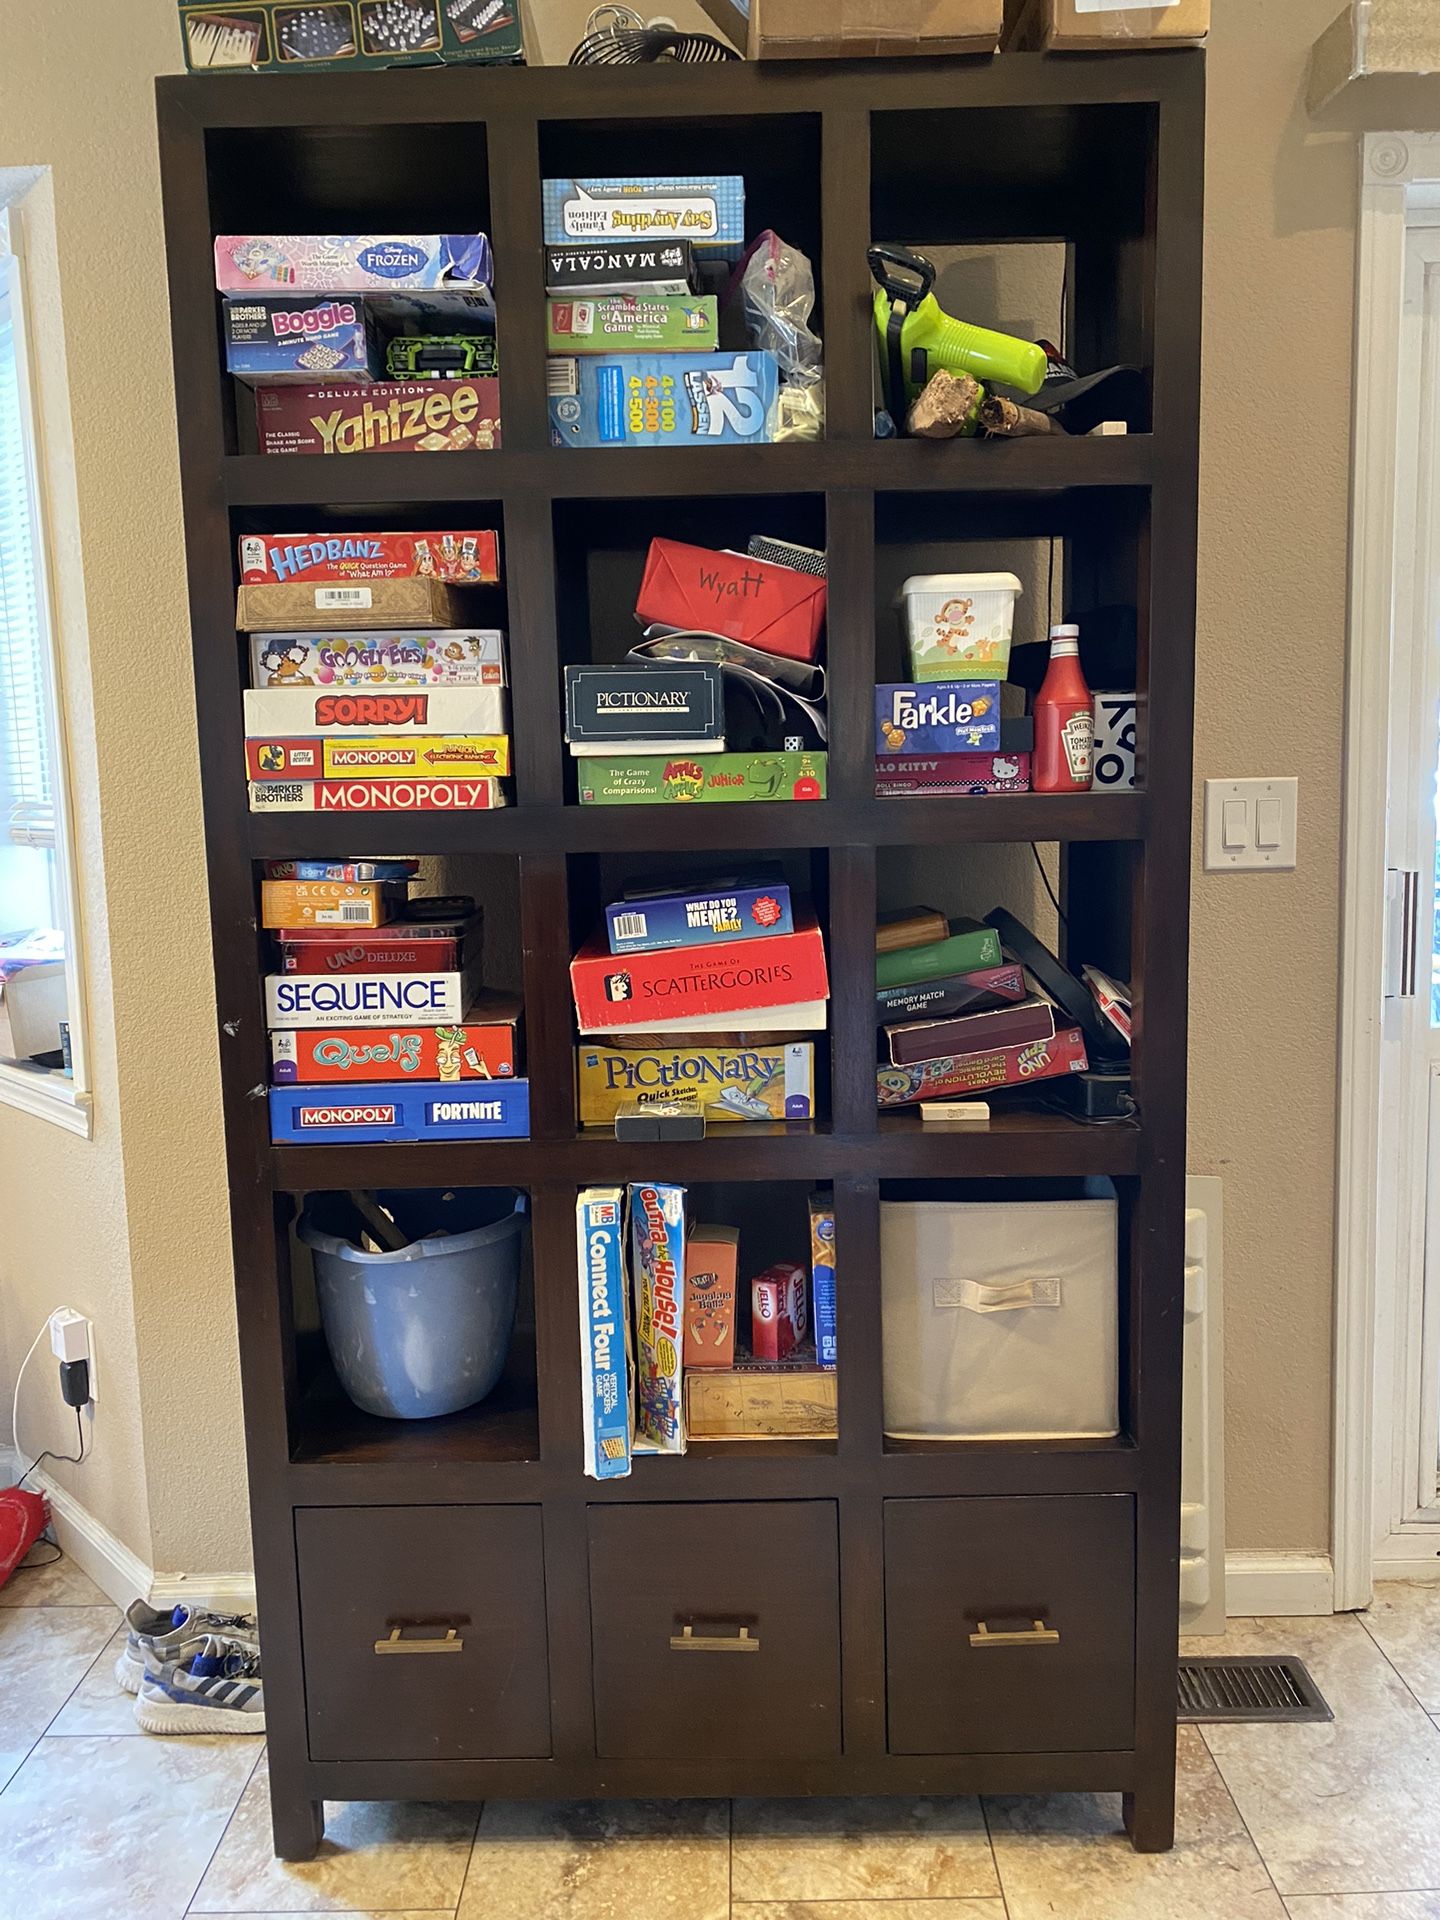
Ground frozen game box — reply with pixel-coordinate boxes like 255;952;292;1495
268;1078;528;1143
578;1188;632;1481
548;351;779;449
249;631;506;689
215;234;494;294
576;1039;815;1125
630;1182;686;1453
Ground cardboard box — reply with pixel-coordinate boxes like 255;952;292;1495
246;735;509;782
683;1346;838;1439
877;1025;1090;1105
564;662;724;747
549;351;779;449
264;963;482;1029
876;683;1002;755
571;915;829;1033
542;177;745;257
270;993;520;1084
268;1077;528;1144
745;0;1001;55
1004;0;1208;48
605;877;793;955
546;242;697;296
239;529;499;588
577;751;826;807
1093;692;1138;791
223;295;383;385
249;630;506;689
751;1263;808;1362
260;878;403;929
630;1182;687;1452
637;537;827;666
248;777;507;813
255;380;500;456
875;750;1031;795
244;686;507;738
576;1038;815;1125
684;1225;741;1370
885;995;1057;1068
215;233;493;292
809;1192;837;1369
547;294;718;355
238;578;476;633
578;1189;633;1480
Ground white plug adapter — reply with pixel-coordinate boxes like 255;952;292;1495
49;1309;90;1365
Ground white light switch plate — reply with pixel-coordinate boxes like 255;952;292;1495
1203;778;1298;872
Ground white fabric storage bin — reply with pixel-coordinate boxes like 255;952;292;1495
880;1197;1119;1440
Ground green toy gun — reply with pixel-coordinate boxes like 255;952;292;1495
385;334;499;381
868;245;1048;427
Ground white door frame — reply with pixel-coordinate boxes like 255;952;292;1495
1335;133;1440;1611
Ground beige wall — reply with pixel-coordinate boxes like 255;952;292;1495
0;0;1401;1570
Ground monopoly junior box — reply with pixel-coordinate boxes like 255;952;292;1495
249;777;508;814
244;686;508;738
546;294;718;355
876;1025;1089;1106
249;630;506;688
239;529;499;587
549;351;779;449
876;683;1002;755
576;1039;815;1125
577;752;826;806
577;1188;632;1481
269;1078;529;1144
245;735;510;781
542;177;745;256
255;380;499;455
270;993;520;1084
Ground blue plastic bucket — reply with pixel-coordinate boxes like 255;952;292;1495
298;1189;526;1420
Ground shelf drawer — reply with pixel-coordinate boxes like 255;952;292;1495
296;1505;551;1762
588;1500;840;1761
884;1494;1135;1756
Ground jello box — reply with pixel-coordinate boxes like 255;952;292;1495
576;1039;815;1125
752;1262;808;1363
239;530;499;586
548;351;779;449
546;294;718;355
270;992;520;1084
542;178;745;257
248;631;506;689
629;1182;686;1453
577;1188;632;1481
255;380;500;456
223;295;383;385
268;1077;528;1144
577;751;825;806
875;683;1002;755
215;234;494;294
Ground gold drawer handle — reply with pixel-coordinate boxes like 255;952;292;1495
669;1624;760;1655
969;1620;1060;1649
374;1626;465;1656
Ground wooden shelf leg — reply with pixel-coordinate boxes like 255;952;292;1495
1122;1778;1176;1855
270;1788;325;1862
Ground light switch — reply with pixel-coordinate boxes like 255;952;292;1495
1204;778;1298;871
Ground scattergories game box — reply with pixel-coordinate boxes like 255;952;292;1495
570;915;829;1032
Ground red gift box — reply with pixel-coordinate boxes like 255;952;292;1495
635;538;827;665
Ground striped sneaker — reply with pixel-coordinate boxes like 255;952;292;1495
114;1602;257;1695
134;1635;265;1735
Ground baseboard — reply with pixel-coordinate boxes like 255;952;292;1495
1373;1531;1440;1582
28;1467;255;1615
1226;1550;1335;1616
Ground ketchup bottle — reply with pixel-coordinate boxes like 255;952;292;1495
1033;623;1094;793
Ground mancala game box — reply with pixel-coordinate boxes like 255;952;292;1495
269;1078;529;1143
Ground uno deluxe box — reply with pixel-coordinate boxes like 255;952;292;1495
270;992;520;1084
215;234;494;295
245;736;510;781
239;530;499;587
571;914;829;1032
269;1078;529;1144
255;380;500;456
223;295;382;384
248;631;506;689
576;1038;815;1125
244;687;508;740
546;294;718;354
876;682;1002;755
265;962;482;1029
629;1181;687;1453
605;875;793;955
276;908;481;973
577;1188;632;1481
546;241;696;296
636;537;827;665
542;177;745;257
876;1026;1090;1106
577;751;826;806
548;350;779;449
249;777;508;813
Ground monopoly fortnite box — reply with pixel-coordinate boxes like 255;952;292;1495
577;1188;632;1481
248;778;508;814
255;380;500;456
215;233;494;294
269;1078;528;1144
542;177;745;256
248;631;505;689
605;876;793;955
576;1039;815;1124
876;1026;1089;1106
577;752;826;806
244;687;508;739
245;735;510;782
546;294;718;354
265;963;482;1029
548;351;779;449
239;529;499;587
270;993;520;1083
571;917;829;1032
875;683;1002;755
223;295;383;384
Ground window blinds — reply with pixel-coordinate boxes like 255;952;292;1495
0;232;54;850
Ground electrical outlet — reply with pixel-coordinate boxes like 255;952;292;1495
48;1309;95;1401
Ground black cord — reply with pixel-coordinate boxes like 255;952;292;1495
1031;842;1067;931
18;1407;85;1489
12;1541;62;1571
1047;534;1057;630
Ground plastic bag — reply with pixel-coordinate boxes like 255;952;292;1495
738;230;824;442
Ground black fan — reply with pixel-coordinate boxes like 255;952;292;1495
570;5;739;63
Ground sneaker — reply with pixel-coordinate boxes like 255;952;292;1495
113;1602;258;1696
134;1634;265;1735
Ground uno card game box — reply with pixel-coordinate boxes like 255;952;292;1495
249;631;506;689
542;178;745;257
546;294;718;354
248;777;508;813
268;1077;528;1143
245;735;509;781
215;233;494;293
276;908;481;973
577;751;826;807
629;1182;686;1453
876;683;1002;755
255;380;500;455
270;992;520;1083
239;530;498;586
876;1026;1090;1105
576;1039;815;1125
577;1188;632;1481
548;351;779;449
605;876;793;955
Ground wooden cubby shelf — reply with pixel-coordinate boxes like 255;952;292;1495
159;45;1201;1863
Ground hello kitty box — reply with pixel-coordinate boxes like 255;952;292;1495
899;572;1022;683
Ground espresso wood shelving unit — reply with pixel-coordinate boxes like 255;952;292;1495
157;49;1202;1859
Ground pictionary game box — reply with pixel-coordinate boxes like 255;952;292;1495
577;1188;633;1481
239;530;499;586
270;994;520;1083
268;1078;529;1143
248;630;506;688
548;351;779;449
576;1039;815;1125
255;379;499;455
542;177;745;256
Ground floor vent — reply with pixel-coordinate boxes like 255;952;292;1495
1178;1656;1332;1723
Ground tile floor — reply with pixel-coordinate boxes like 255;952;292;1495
6;1551;1440;1920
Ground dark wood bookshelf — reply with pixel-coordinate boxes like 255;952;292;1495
157;47;1202;1861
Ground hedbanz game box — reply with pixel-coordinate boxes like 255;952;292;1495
239;530;499;586
269;1078;529;1143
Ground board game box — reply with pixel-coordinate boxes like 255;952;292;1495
223;295;383;384
546;294;717;354
276;911;481;975
542;177;745;256
244;687;508;737
265;859;418;883
270;993;520;1084
876;683;1002;755
684;1351;837;1440
875;750;1031;795
245;735;510;781
884;996;1057;1067
571;917;829;1032
809;1191;837;1370
249;777;507;813
255;379;499;456
248;630;506;689
876;1026;1090;1105
576;1039;815;1124
577;752;826;806
260;879;404;929
265;964;482;1029
577;1188;632;1481
629;1182;686;1453
545;241;696;296
268;1077;528;1144
874;962;1028;1024
239;530;499;586
604;877;793;955
548;351;779;449
684;1225;740;1370
215;233;494;294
